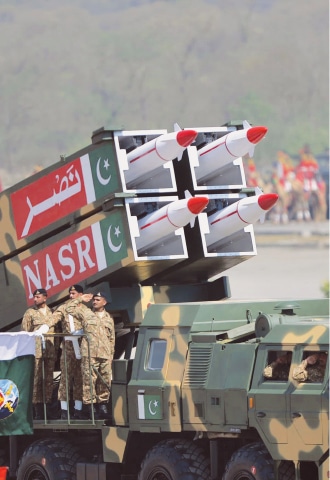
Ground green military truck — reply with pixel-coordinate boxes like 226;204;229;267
0;123;328;480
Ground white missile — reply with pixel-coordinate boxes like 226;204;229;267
136;194;209;252
125;129;198;186
195;122;268;182
205;192;278;246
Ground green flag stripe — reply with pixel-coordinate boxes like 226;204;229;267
0;356;34;435
137;394;162;420
0;333;35;436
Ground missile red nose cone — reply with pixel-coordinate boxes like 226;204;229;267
258;193;279;211
177;129;198;147
187;196;209;214
247;126;268;144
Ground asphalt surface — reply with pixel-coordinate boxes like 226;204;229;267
227;221;329;300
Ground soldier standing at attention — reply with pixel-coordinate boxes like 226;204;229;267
65;291;115;420
53;284;85;420
21;288;57;420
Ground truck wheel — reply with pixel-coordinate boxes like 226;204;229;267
138;438;210;480
0;448;7;465
17;438;84;480
222;442;275;480
278;461;295;480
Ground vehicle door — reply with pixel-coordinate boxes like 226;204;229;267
288;347;328;461
127;327;184;432
249;344;293;458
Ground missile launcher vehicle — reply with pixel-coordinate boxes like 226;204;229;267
0;122;328;480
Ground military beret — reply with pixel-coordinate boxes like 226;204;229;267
93;291;109;303
33;288;47;296
69;284;84;294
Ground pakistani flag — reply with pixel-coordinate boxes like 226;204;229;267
0;332;35;436
137;392;162;420
81;143;120;204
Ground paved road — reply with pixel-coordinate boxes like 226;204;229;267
227;221;329;300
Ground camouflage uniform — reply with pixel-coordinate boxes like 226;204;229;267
65;299;115;405
21;305;55;403
263;362;290;381
53;301;83;404
292;359;326;382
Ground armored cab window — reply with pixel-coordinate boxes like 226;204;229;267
146;339;167;371
263;351;292;381
292;350;328;383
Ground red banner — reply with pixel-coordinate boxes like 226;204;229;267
21;226;98;302
11;159;87;240
20;210;128;303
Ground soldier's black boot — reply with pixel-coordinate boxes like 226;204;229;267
96;402;111;420
33;403;44;420
46;403;59;420
60;409;68;420
79;403;96;420
73;408;84;420
79;404;90;420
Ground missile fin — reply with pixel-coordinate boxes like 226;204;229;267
243;120;252;129
255;188;268;223
176;122;183;160
184;190;192;199
174;123;197;160
248;145;255;157
186;193;209;228
185;191;198;227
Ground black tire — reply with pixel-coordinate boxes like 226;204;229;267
138;438;210;480
107;464;122;480
0;447;7;465
222;442;275;480
17;438;84;480
278;461;295;480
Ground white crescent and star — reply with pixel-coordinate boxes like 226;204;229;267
148;400;159;416
107;225;122;253
96;157;111;185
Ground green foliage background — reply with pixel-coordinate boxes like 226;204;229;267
0;0;328;187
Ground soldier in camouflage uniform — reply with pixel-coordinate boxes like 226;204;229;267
292;352;327;382
21;288;57;420
53;284;84;420
65;291;115;420
263;351;292;381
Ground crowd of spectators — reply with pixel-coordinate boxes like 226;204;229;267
244;145;328;223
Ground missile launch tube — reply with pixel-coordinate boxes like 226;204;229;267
125;130;197;185
205;193;278;246
195;126;268;182
136;196;209;251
